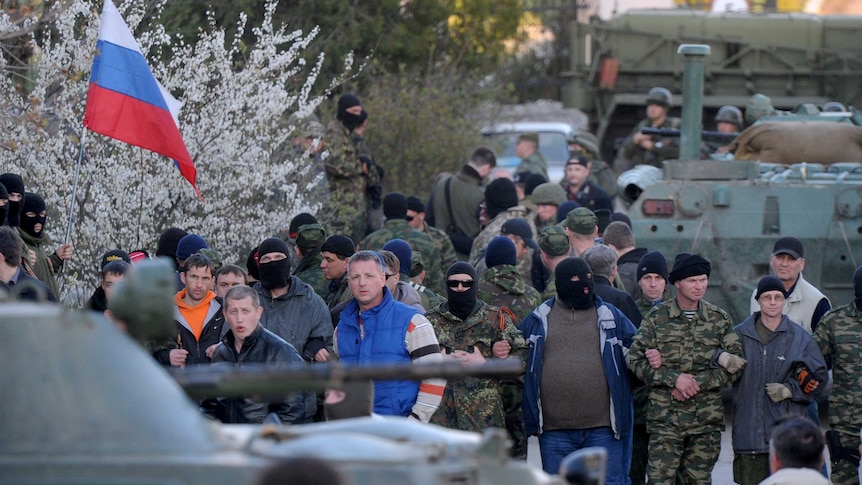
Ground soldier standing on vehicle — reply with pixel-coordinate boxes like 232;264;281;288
627;253;743;485
813;265;862;485
622;87;681;168
711;106;743;155
514;132;548;179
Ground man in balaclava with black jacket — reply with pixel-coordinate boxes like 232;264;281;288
0;173;25;227
424;261;526;434
519;257;636;481
319;93;374;244
17;192;74;298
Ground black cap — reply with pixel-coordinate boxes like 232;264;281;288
501;218;538;249
637;251;669;282
383;192;408;220
772;237;804;259
668;253;711;284
321;235;356;259
289;213;318;239
100;249;131;269
259;237;291;259
406;196;425;214
755;275;787;300
484;178;518;220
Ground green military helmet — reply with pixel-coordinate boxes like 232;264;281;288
567;131;600;159
296;223;327;250
646;87;672;108
714;106;743;128
531;182;567;206
822;101;847;113
745;93;775;124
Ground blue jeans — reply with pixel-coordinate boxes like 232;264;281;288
539;427;631;485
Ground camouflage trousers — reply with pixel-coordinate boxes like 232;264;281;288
832;430;860;485
732;453;769;485
648;428;721;485
501;379;526;459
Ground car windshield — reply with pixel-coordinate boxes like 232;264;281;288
483;131;570;167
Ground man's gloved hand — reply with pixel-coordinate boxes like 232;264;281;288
796;366;820;394
718;351;747;373
765;383;792;403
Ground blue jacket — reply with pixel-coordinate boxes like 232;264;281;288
520;296;636;442
337;288;421;416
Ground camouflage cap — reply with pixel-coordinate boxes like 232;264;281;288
565;207;598;236
538;226;570;257
296;223;327;250
196;248;223;271
304;120;326;138
409;251;424;278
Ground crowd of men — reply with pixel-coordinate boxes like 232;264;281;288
2;90;862;485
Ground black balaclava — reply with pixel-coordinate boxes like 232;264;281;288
854;266;862;311
555;257;595;310
0;173;25;227
337;93;363;132
446;261;478;321
20;192;47;239
0;182;8;226
324;380;374;421
258;237;291;290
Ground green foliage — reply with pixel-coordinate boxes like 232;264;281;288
354;66;502;201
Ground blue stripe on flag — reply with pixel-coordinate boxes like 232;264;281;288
89;40;170;112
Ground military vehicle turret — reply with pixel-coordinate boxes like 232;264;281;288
619;45;862;321
0;261;594;484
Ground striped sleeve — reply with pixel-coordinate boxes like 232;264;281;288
405;313;445;423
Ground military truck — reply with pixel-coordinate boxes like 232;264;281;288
562;9;862;161
618;44;862;322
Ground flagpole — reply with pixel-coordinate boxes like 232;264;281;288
64;129;86;246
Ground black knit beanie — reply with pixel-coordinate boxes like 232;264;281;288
484;178;518;220
383;192;408;220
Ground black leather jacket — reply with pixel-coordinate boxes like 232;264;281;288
154;296;225;367
208;325;309;424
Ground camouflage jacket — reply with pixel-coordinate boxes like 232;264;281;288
515;152;548;178
477;265;542;324
814;302;862;434
359;219;443;292
541;276;556;302
628;297;742;434
324;276;352;310
321;121;368;243
469;206;535;277
636;291;673;320
426;300;528;432
293;252;328;299
422;222;457;283
408;281;445;312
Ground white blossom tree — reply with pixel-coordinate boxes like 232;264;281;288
0;0;352;305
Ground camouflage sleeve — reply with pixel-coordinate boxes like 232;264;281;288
323;134;363;179
695;317;742;390
627;314;680;388
813;309;835;359
501;311;528;375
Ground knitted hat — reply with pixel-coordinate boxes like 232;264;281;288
406;196;425;214
556;201;579;223
755;275;787;300
156;227;188;260
565;207;598;236
320;235;356;259
295;223;327;250
611;212;632;229
595;209;612;235
501;218;538;249
484;178;518;220
772;236;804;259
668;253;711;284
524;173;548;196
0;173;24;195
637;251;669;282
383;192;408;220
100;249;131;269
382;239;412;276
538;226;570;257
175;234;208;260
485;236;517;268
246;246;260;280
258;237;291;259
288;213;318;239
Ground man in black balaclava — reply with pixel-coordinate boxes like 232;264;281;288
811;265;862;484
17;192;74;298
0;173;25;227
519;256;636;479
422;260;527;434
252;237;333;367
337;93;364;133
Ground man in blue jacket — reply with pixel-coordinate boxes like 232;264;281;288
520;257;636;482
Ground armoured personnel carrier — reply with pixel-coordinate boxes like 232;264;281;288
620;45;862;321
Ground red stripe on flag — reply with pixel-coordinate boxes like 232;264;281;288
84;83;200;197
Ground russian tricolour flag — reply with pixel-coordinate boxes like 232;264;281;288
84;0;201;198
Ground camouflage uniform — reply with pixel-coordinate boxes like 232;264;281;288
814;302;862;485
476;264;541;459
541;276;556;302
469;207;535;280
515;151;548;179
628;298;742;485
359;219;443;292
622;117;682;168
321;121;368;243
421;222;457;288
353;133;385;233
293;252;328;298
426;301;527;433
408;281;446;312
